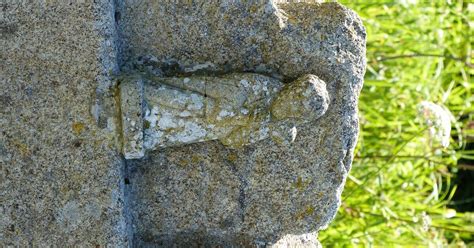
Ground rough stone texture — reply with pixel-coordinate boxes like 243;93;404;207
1;1;127;246
119;1;366;247
1;0;365;247
118;1;365;84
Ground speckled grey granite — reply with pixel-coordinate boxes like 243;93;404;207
1;1;365;247
1;1;127;246
119;1;366;247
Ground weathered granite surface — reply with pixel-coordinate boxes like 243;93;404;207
119;1;366;247
1;0;365;247
1;1;127;246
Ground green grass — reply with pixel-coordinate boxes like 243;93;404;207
319;1;474;246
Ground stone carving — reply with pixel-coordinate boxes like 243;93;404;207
118;1;366;246
119;73;329;159
1;0;365;247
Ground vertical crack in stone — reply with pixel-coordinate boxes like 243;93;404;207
225;151;249;224
111;0;134;245
122;158;134;247
96;0;132;245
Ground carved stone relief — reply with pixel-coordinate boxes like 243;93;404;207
119;73;329;159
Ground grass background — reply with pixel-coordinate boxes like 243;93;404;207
318;1;474;246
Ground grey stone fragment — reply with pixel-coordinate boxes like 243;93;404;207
119;1;366;246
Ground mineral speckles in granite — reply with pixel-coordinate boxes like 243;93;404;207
2;0;365;246
1;1;126;246
118;73;329;158
119;1;366;85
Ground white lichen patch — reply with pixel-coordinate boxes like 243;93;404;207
57;200;103;232
252;84;261;94
179;110;192;117
240;79;250;87
177;122;207;143
57;201;82;232
144;106;159;128
218;109;235;118
144;130;163;149
107;117;116;132
157;113;178;129
187;94;204;110
290;126;298;142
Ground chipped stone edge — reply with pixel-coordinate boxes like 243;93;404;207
119;77;145;159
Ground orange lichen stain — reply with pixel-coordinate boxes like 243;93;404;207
191;154;202;163
227;153;237;162
72;122;85;135
295;205;316;220
287;16;298;25
177;158;188;168
12;140;30;156
249;5;258;13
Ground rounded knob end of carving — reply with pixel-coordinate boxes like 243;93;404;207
270;74;329;122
